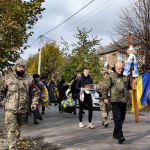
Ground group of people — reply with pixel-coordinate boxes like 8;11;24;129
64;62;136;145
0;58;137;150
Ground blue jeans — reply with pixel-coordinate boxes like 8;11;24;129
73;98;78;114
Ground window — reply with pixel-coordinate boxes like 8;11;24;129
118;53;126;63
135;54;141;63
101;56;108;68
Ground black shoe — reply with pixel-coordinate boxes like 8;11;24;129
104;123;108;128
74;112;76;115
34;121;39;125
42;112;45;115
55;103;57;106
113;136;118;140
118;137;125;144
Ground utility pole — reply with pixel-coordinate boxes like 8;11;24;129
38;35;42;75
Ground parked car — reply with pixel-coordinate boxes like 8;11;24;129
92;84;100;108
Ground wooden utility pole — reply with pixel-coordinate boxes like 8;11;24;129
38;35;42;75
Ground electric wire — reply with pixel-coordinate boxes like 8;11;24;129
42;0;94;36
49;0;111;39
53;0;118;39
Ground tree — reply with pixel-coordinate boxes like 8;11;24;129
40;41;63;79
112;0;150;73
26;53;39;76
0;0;45;74
61;28;103;83
26;41;63;79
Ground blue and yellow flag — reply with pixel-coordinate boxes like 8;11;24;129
131;70;150;112
42;83;49;106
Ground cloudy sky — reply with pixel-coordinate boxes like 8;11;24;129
21;0;130;60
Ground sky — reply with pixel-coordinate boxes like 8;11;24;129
21;0;130;60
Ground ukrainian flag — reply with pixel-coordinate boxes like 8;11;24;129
42;83;49;106
131;70;150;112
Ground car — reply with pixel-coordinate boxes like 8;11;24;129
92;84;100;108
76;84;100;109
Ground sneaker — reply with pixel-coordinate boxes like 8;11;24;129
79;122;84;128
88;123;95;129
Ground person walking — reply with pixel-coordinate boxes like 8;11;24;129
69;74;81;115
72;70;81;80
0;58;40;150
57;79;68;113
76;67;95;129
32;74;45;124
40;76;48;115
103;62;137;144
96;72;111;127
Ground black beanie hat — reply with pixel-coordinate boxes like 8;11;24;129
60;79;65;84
41;76;45;79
33;74;40;79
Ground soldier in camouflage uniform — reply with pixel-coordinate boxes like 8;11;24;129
32;74;45;124
96;72;111;127
103;62;136;144
0;58;40;150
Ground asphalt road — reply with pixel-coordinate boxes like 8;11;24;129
1;105;150;150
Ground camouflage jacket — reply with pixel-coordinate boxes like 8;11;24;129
0;71;40;113
103;72;132;103
96;79;105;100
35;80;45;102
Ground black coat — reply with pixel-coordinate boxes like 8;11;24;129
57;83;68;103
69;80;79;99
76;73;93;101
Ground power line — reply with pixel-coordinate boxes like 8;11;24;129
53;0;118;39
28;37;39;48
50;0;111;39
42;0;94;36
42;36;62;45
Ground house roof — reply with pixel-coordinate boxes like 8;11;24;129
97;36;140;55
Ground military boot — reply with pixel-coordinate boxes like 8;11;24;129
110;112;113;120
34;118;39;125
24;115;28;124
102;117;108;127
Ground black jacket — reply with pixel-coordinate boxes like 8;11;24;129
69;79;79;99
76;73;93;101
57;83;68;103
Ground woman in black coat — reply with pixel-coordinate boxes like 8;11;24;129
69;74;81;115
57;79;68;113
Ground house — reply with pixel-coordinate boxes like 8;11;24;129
97;36;145;72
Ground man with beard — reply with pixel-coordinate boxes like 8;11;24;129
0;58;40;150
32;74;45;124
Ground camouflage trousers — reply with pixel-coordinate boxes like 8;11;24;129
99;101;112;119
5;111;26;150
